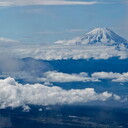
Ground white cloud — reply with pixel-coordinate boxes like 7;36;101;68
35;29;86;35
0;37;19;47
38;71;128;83
112;73;128;82
35;31;57;34
38;71;98;82
92;72;128;82
13;44;128;60
113;94;121;101
54;37;81;45
92;72;121;79
1;69;128;83
0;0;99;6
0;77;120;109
38;108;43;111
66;29;86;33
22;105;31;112
0;37;18;43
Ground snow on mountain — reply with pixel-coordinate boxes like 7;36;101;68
54;28;128;49
81;28;128;45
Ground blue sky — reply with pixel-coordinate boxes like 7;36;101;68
0;0;127;44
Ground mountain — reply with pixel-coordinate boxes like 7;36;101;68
55;28;128;49
80;28;127;45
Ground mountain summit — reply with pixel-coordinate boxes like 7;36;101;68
55;28;128;49
80;28;128;45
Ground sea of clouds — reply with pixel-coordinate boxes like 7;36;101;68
12;44;128;60
0;37;128;60
0;38;127;110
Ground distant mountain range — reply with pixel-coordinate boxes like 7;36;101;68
55;28;128;49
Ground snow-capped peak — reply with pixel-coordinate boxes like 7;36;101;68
87;27;109;35
81;27;128;45
54;28;128;49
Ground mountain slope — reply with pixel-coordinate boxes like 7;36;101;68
55;28;128;49
80;28;127;45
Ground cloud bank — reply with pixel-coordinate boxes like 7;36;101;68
92;72;128;82
0;77;120;109
0;0;98;6
13;44;128;60
1;70;128;83
38;71;98;82
38;71;128;83
0;37;127;61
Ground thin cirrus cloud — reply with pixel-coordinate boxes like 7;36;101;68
0;0;99;6
0;37;19;47
34;29;86;35
0;37;18;43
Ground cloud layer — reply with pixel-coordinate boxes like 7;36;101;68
38;71;128;83
92;72;128;82
38;71;98;82
0;36;127;61
1;70;128;83
12;44;128;60
0;0;98;6
0;77;120;109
